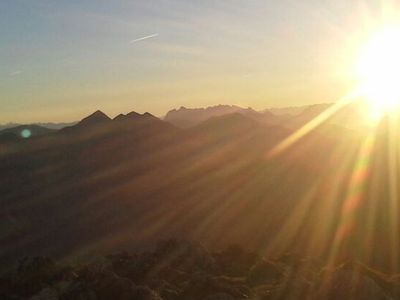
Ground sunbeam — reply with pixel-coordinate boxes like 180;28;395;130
327;131;376;267
267;90;360;158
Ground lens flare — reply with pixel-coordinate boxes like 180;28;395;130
20;129;32;138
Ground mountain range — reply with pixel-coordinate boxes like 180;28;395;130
164;103;371;131
0;103;398;277
0;102;365;143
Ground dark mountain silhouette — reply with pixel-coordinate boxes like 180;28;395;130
114;111;158;121
78;110;111;127
59;110;114;136
114;111;147;121
0;105;399;283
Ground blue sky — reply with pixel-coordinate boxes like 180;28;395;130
0;0;390;122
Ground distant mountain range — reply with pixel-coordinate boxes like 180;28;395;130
0;104;287;144
0;122;76;131
164;105;268;128
0;125;55;144
163;103;369;131
0;103;361;139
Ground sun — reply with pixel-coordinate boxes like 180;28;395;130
355;24;400;119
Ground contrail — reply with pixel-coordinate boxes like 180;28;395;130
129;33;159;44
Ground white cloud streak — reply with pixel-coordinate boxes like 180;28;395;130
129;33;159;44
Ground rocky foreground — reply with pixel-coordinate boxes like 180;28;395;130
1;240;399;300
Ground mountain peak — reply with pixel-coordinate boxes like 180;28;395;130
140;112;159;121
126;111;142;118
113;114;126;121
79;110;111;126
114;111;142;121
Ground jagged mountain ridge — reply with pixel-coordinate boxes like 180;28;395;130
164;105;277;128
0;102;368;141
164;103;371;132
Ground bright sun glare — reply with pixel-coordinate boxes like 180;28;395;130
356;24;400;119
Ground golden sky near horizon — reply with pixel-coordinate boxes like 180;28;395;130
1;0;399;123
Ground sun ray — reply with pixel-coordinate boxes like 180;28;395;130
267;90;360;158
326;131;376;267
386;113;400;269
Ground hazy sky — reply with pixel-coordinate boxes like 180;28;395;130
0;0;393;122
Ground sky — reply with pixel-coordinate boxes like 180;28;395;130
0;0;394;123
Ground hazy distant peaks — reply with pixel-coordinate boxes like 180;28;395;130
0;124;54;143
169;104;250;114
0;122;76;131
165;104;259;128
